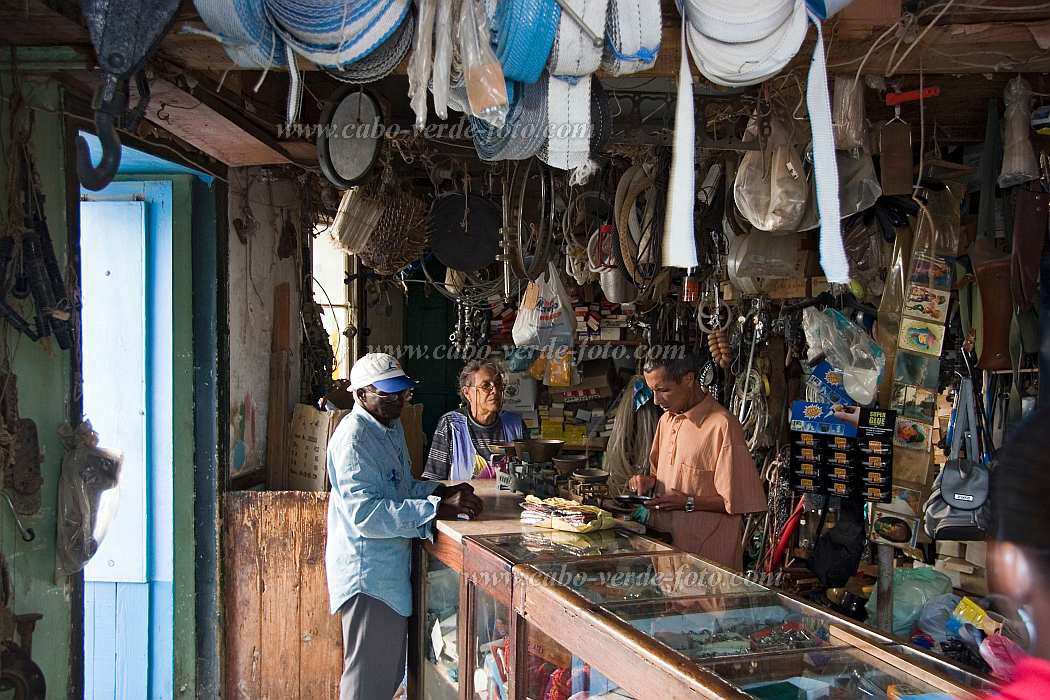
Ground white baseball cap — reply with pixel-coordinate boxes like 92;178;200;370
349;352;417;393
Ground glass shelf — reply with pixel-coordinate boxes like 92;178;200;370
529;553;757;605
701;643;954;699
423;556;460;700
471;529;672;565
599;591;837;662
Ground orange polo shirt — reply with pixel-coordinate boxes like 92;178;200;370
647;394;768;571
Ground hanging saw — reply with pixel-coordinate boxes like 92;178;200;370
76;0;182;190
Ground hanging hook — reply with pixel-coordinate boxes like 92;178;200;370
76;105;122;191
2;491;35;542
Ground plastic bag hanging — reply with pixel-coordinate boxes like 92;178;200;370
998;76;1039;188
734;114;808;232
55;421;124;576
832;74;867;151
431;0;453;120
408;0;437;131
460;0;510;128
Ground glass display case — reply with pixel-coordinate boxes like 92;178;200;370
463;530;673;699
523;622;636;700
410;504;991;700
528;552;756;604
473;529;672;564
703;643;955;698
418;550;462;700
513;553;993;699
602;591;835;661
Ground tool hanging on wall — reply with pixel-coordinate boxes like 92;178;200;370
878;87;939;196
75;0;182;190
0;145;73;350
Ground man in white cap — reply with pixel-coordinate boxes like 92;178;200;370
326;352;482;700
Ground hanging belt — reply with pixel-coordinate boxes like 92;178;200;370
661;12;698;270
548;0;608;76
601;0;661;75
493;0;562;83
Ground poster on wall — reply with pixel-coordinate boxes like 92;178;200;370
898;318;946;357
872;485;923;548
903;285;950;323
894;417;933;451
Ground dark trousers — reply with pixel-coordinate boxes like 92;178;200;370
339;594;407;700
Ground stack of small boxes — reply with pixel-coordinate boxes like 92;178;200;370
790;402;857;497
789;402;895;503
932;540;989;596
574;300;629;343
488;294;516;344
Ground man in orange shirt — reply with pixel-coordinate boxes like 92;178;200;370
629;353;767;571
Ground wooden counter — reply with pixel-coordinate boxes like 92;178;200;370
432;479;535;544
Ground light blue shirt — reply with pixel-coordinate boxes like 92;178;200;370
325;403;441;616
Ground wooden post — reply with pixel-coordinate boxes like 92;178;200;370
266;282;291;489
876;543;895;634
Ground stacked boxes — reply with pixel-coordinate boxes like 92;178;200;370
789;402;896;502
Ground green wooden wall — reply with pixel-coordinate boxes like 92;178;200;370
402;285;461;440
0;77;74;698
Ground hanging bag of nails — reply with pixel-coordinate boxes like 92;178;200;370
998;76;1039;188
734;113;808;232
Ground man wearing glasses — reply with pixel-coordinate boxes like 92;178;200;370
326;353;483;700
423;359;526;481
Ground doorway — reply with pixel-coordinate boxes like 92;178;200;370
79;179;175;699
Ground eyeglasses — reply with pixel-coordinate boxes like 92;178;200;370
366;387;413;400
470;380;504;394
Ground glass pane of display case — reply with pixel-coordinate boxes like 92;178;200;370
473;529;672;564
472;588;512;700
529;553;757;605
600;591;839;662
524;622;637;700
885;643;996;693
423;555;460;700
701;644;958;699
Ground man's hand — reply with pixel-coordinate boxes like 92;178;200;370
433;482;476;499
437;489;484;519
647;490;688;511
628;474;656;495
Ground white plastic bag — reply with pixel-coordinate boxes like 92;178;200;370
734;115;808;232
55;421;124;576
998;76;1039;188
459;0;509;128
431;0;453;120
512;262;575;351
408;0;437;132
803;307;885;406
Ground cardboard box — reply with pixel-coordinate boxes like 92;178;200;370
964;541;987;569
936;541;963;557
941;557;977;575
287;404;349;491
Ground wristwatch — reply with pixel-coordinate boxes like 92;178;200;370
684;496;695;513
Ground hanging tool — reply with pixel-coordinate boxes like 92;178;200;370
1;491;34;542
76;0;182;190
0;152;73;349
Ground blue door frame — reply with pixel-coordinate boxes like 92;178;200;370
81;180;175;700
